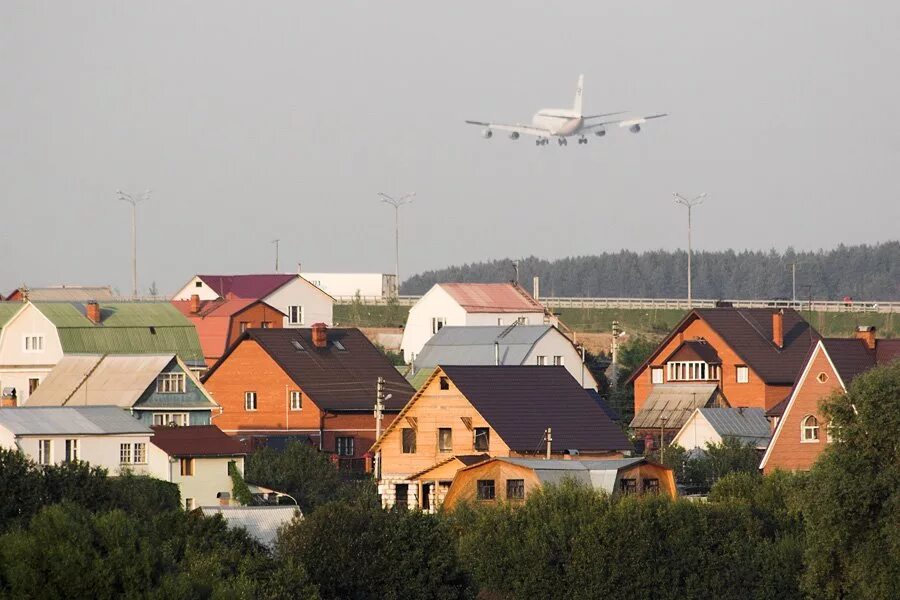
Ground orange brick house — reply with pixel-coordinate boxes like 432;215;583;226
760;327;900;474
202;325;414;468
627;308;818;443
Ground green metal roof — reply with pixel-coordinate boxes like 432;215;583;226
0;303;24;330
407;369;433;391
34;302;192;328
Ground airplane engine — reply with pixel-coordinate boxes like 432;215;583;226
482;128;493;139
629;124;641;133
594;129;606;137
509;132;519;140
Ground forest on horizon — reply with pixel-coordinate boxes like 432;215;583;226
402;241;900;300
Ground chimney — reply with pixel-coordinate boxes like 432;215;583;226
189;294;201;314
311;322;328;348
855;326;876;350
86;301;101;324
772;309;784;349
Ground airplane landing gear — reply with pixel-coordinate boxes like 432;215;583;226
578;136;588;144
557;137;568;146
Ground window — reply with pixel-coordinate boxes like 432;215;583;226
553;355;564;366
180;458;195;476
431;317;445;334
516;317;528;325
156;373;186;394
153;413;189;427
244;392;257;411
288;305;304;325
643;478;660;494
184;498;195;510
64;439;79;463
239;321;250;333
736;366;750;384
473;427;490;452
395;484;409;509
801;415;820;442
667;361;719;381
439;376;450;390
290;390;302;411
261;321;272;329
497;318;504;326
38;440;52;465
506;479;525;500
28;378;40;394
120;443;132;464
335;436;355;457
477;480;495;501
816;372;829;384
536;355;547;366
651;367;664;384
195;281;202;288
438;428;452;452
23;335;44;352
133;443;146;464
401;428;417;453
619;478;637;495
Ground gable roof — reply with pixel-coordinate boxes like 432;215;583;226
200;506;300;548
409;453;491;480
438;283;545;313
459;456;652;493
0;406;153;435
627;308;818;386
0;303;24;333
205;328;414;411
171;298;286;362
666;340;722;364
197;274;298;299
414;325;554;369
693;407;770;447
629;384;725;430
6;286;115;302
150;425;244;457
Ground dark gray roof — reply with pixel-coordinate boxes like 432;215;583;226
0;406;152;435
440;366;632;453
414;325;553;369
696;408;770;447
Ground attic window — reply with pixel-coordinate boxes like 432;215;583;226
195;281;202;287
291;340;305;351
816;372;829;384
439;376;450;390
332;340;346;351
149;326;156;335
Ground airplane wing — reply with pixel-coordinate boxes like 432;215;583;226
581;113;668;131
582;111;627;120
465;120;553;137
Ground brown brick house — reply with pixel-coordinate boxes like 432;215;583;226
202;325;414;467
627;308;818;443
760;327;900;474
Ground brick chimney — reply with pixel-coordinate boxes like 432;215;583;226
86;301;101;324
855;326;876;350
189;294;201;314
311;322;328;349
772;309;784;349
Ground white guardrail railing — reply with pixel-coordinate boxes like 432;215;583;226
333;295;899;313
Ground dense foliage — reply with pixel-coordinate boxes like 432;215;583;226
650;437;762;492
607;335;657;421
403;242;900;299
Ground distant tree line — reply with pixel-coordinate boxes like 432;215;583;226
403;242;900;300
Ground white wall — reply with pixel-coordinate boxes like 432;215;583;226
171;276;221;301
400;286;467;363
148;444;243;507
524;330;599;390
465;312;546;327
8;433;153;475
0;304;64;404
264;277;334;327
672;413;721;450
301;273;396;298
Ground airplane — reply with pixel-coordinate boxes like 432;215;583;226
465;75;667;146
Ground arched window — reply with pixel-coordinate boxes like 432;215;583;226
801;415;820;442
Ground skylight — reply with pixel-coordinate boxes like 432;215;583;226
291;340;305;351
332;340;346;351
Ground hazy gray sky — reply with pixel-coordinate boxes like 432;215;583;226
2;1;898;295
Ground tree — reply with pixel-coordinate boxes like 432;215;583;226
608;336;657;422
245;441;346;513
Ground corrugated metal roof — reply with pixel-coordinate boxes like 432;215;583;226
151;425;244;457
696;408;770;446
630;384;722;430
200;506;300;548
56;327;204;364
197;274;298;299
8;286;114;302
492;457;647;493
414;325;552;369
0;303;23;329
0;406;152;435
439;283;545;313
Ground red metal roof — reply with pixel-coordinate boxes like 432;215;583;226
197;274;297;299
150;425;245;457
439;283;544;313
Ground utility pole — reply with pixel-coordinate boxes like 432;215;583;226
272;239;280;272
611;321;622;386
512;260;520;284
117;189;150;299
545;427;552;460
378;192;415;296
673;193;707;308
659;415;667;463
374;377;385;479
787;262;802;303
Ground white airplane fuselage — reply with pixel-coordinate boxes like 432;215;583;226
532;109;584;137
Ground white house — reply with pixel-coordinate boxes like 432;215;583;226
400;283;557;363
148;425;246;511
671;407;771;451
171;274;334;328
0;406;154;475
411;325;598;390
301;272;398;300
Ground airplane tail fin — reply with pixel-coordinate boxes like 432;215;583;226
573;74;584;116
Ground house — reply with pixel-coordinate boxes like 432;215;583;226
0;406;154;475
171;274;334;329
672;407;771;451
409;324;599;390
441;456;676;509
627;308;818;442
200;506;300;548
760;327;900;474
0;301;205;405
301;272;398;300
400;283;558;363
148;425;246;510
23;354;219;426
370;365;632;510
201;324;414;467
4;285;115;302
172;296;286;366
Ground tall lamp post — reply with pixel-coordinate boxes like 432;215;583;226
117;189;151;299
378;192;415;296
673;192;707;308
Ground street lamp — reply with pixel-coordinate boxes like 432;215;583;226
673;192;707;309
117;189;151;299
378;192;415;296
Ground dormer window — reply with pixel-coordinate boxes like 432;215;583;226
666;361;720;381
